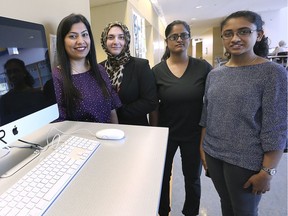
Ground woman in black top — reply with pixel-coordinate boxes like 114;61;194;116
150;20;212;216
100;21;157;126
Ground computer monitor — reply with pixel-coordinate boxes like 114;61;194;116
0;16;59;156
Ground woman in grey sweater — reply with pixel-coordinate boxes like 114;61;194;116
199;10;287;216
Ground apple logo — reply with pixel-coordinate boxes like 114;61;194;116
12;126;18;135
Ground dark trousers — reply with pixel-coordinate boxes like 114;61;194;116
205;153;262;216
158;138;202;216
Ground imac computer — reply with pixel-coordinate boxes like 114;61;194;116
0;16;59;175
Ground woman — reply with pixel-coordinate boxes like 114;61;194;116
53;14;121;123
199;11;287;216
150;20;212;216
100;21;157;125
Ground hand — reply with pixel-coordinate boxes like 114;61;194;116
243;171;272;195
200;145;207;170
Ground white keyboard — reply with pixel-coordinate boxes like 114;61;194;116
0;136;100;216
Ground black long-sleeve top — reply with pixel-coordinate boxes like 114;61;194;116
101;57;158;126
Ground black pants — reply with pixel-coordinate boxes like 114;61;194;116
205;153;261;216
158;138;202;216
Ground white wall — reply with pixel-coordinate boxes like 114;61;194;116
260;7;288;49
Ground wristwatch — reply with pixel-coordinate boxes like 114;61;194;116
261;166;277;175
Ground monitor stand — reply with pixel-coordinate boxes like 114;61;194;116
0;148;40;178
0;147;10;159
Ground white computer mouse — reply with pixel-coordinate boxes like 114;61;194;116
95;128;125;140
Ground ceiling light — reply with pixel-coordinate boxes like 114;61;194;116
196;5;202;9
8;47;19;55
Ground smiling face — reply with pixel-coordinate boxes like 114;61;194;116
106;26;126;56
166;24;190;55
221;17;263;57
64;22;91;61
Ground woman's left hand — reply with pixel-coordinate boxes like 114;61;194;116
243;171;272;195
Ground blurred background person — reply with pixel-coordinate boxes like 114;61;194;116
270;40;287;55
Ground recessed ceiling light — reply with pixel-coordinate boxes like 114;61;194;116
196;5;202;9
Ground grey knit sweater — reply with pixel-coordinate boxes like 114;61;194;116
200;61;287;171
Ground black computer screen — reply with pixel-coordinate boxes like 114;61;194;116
0;16;56;126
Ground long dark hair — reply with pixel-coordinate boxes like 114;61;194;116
56;13;109;119
221;10;269;58
161;20;191;61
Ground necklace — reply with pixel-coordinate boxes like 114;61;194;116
249;56;258;64
71;61;90;74
227;56;258;67
71;67;85;74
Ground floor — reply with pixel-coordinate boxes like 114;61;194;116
169;149;288;216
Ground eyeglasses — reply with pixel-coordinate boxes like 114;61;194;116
167;33;190;41
221;28;257;40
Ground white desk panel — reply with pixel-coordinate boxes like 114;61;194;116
0;121;169;216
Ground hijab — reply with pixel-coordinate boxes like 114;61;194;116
101;21;131;91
